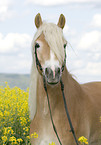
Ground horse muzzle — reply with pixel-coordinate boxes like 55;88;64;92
44;67;61;85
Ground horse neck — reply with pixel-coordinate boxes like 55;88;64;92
62;67;83;117
37;74;63;115
63;67;82;101
36;67;82;116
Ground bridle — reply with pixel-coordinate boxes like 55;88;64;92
34;43;79;145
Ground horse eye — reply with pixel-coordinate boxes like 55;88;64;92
35;43;40;49
64;44;67;49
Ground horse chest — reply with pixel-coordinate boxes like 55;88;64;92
42;97;49;116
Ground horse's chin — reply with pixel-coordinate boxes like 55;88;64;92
46;79;60;86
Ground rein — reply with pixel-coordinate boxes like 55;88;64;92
35;46;79;145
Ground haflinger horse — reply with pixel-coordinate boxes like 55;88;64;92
29;13;101;145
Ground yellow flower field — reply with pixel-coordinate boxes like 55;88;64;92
0;82;89;145
0;82;31;145
0;82;56;145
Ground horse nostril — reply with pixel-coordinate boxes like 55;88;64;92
56;67;60;76
45;68;52;78
45;68;49;77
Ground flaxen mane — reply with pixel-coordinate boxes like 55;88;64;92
29;22;66;120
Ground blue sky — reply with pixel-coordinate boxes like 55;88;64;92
0;0;101;83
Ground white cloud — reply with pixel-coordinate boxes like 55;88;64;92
0;33;32;53
86;62;101;76
0;54;31;74
91;14;101;28
0;0;14;21
63;24;77;38
67;29;101;83
77;62;101;76
0;33;32;74
70;60;101;83
26;0;101;6
78;31;101;51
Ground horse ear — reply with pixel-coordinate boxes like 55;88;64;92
35;13;42;28
57;14;66;29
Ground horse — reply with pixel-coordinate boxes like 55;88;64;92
29;13;101;145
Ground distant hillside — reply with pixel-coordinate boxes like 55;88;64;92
0;73;30;90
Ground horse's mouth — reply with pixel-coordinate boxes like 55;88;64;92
47;81;59;85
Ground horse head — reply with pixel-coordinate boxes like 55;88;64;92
32;13;67;85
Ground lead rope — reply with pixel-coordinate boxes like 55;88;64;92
60;79;79;145
43;75;79;145
43;76;62;145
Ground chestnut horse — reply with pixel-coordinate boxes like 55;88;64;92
29;13;101;145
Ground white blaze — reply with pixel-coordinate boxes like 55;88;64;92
44;50;60;73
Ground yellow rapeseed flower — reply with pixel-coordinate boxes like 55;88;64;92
9;136;17;144
0;111;3;117
23;127;29;132
3;127;14;135
78;136;88;144
31;132;38;138
2;136;7;143
26;136;30;139
20;117;27;126
17;138;23;143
